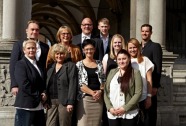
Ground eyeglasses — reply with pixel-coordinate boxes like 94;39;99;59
61;33;71;36
84;48;94;52
81;24;93;27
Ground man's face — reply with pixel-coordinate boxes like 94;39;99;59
26;23;39;40
98;22;110;36
81;18;93;35
141;26;152;41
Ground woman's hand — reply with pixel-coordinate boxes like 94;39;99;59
115;107;125;116
93;90;102;101
145;96;152;109
109;108;117;116
67;105;73;112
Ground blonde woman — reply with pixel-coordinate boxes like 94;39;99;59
102;34;125;76
47;26;82;67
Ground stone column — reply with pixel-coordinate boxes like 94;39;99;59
135;0;149;40
2;0;32;43
0;0;3;40
2;0;17;43
149;0;166;45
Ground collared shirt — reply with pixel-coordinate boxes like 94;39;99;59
35;40;41;61
100;34;109;54
81;33;91;43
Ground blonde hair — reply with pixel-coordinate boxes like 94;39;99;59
127;38;143;63
110;34;126;59
56;26;73;43
51;44;67;61
98;18;110;25
22;39;36;49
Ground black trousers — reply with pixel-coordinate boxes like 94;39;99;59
108;115;139;126
138;95;157;126
15;109;46;126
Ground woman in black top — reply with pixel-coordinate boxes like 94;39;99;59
102;34;126;76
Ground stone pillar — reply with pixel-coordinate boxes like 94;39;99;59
0;0;3;40
135;0;149;40
0;0;32;125
149;0;166;45
2;0;32;43
2;0;17;43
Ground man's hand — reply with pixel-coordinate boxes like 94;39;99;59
11;87;19;96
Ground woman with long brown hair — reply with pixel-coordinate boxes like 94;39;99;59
104;49;142;126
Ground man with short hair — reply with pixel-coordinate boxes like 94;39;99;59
9;20;49;96
72;17;104;60
97;18;112;55
140;24;162;126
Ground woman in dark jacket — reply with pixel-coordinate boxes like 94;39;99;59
46;43;78;126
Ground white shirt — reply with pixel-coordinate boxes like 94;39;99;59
81;33;91;43
107;72;138;119
35;40;41;61
100;34;109;54
131;56;154;101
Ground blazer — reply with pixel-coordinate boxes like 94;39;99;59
96;34;112;55
142;40;162;88
46;61;78;106
104;68;142;112
14;56;46;108
9;40;49;89
72;34;104;61
46;44;82;67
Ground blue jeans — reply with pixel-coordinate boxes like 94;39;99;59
14;109;45;126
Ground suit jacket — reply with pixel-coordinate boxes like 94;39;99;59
96;34;112;55
14;56;46;108
46;61;78;106
104;68;142;112
72;34;104;61
9;40;49;89
142;40;162;88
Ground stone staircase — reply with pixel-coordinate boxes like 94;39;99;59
172;68;186;126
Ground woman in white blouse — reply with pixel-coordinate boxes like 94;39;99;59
104;49;142;126
127;38;154;126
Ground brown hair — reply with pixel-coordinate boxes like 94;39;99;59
141;24;152;32
27;20;39;28
117;49;132;93
127;38;144;63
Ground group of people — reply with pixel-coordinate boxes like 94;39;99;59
9;17;162;126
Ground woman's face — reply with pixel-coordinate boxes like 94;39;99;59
60;29;72;43
117;53;130;70
112;37;122;51
83;44;95;58
23;42;36;60
55;52;66;64
127;43;138;58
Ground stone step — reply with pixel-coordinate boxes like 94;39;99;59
173;83;186;92
173;92;186;102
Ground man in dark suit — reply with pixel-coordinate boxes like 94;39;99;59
96;18;112;55
72;17;104;61
9;20;49;96
141;24;162;126
14;39;47;126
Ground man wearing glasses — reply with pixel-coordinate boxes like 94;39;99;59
72;17;104;61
